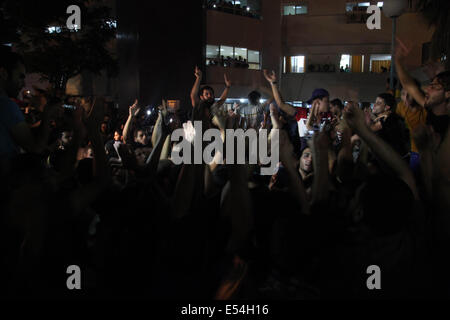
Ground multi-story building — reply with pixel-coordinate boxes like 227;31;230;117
204;0;433;105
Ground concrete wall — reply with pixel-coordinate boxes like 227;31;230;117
280;72;388;102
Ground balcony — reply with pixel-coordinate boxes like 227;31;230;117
206;0;261;20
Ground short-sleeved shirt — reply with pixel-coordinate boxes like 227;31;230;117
237;103;268;128
0;95;25;158
396;101;427;153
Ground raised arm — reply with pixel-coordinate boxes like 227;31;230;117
344;102;419;200
270;104;310;215
190;66;202;107
395;39;426;107
122;99;140;144
215;74;232;107
263;69;297;117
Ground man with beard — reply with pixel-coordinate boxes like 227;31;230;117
395;41;449;143
0;47;53;175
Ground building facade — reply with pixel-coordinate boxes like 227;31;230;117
204;0;433;104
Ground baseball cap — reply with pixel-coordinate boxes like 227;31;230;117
306;88;329;104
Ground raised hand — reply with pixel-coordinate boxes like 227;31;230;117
311;100;320;119
263;69;277;83
195;65;202;79
129;99;140;117
395;37;411;61
343;102;366;133
224;74;231;87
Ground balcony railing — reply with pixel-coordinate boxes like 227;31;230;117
206;0;261;19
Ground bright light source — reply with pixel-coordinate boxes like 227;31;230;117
147;110;151;115
169;118;173;123
240;99;246;103
213;4;216;8
246;7;250;11
47;26;62;33
377;2;384;7
260;99;266;103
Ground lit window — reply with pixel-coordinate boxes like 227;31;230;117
283;5;296;15
206;45;220;59
369;54;392;73
283;5;307;15
291;56;305;73
358;2;370;7
340;54;351;71
220;46;234;59
284;56;305;73
340;54;364;73
234;47;247;60
206;45;220;65
377;2;384;7
295;6;308;14
248;50;260;63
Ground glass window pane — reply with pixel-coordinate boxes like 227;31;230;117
220;45;234;59
295;6;308;14
206;45;220;59
248;50;260;63
283;6;295;15
340;54;351;70
234;47;247;60
291;56;305;73
358;2;370;7
346;2;357;12
248;63;260;70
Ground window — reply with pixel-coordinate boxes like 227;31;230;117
248;49;260;70
206;45;261;69
340;54;364;73
283;55;305;73
284;5;296;15
206;45;220;65
369;54;391;73
220;46;234;59
340;54;351;71
346;1;370;12
283;4;308;15
234;47;247;60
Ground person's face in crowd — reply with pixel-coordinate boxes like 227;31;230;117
61;131;73;146
100;122;108;134
200;89;215;102
315;96;330;113
80;97;94;113
330;103;341;117
401;88;414;108
114;131;121;141
134;130;149;146
300;148;313;174
373;97;389;115
135;147;152;167
343;101;353;113
424;77;448;109
0;62;26;98
85;147;94;158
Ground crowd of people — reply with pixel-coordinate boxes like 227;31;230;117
0;42;449;299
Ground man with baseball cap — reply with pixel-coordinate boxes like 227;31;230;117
305;88;330;131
